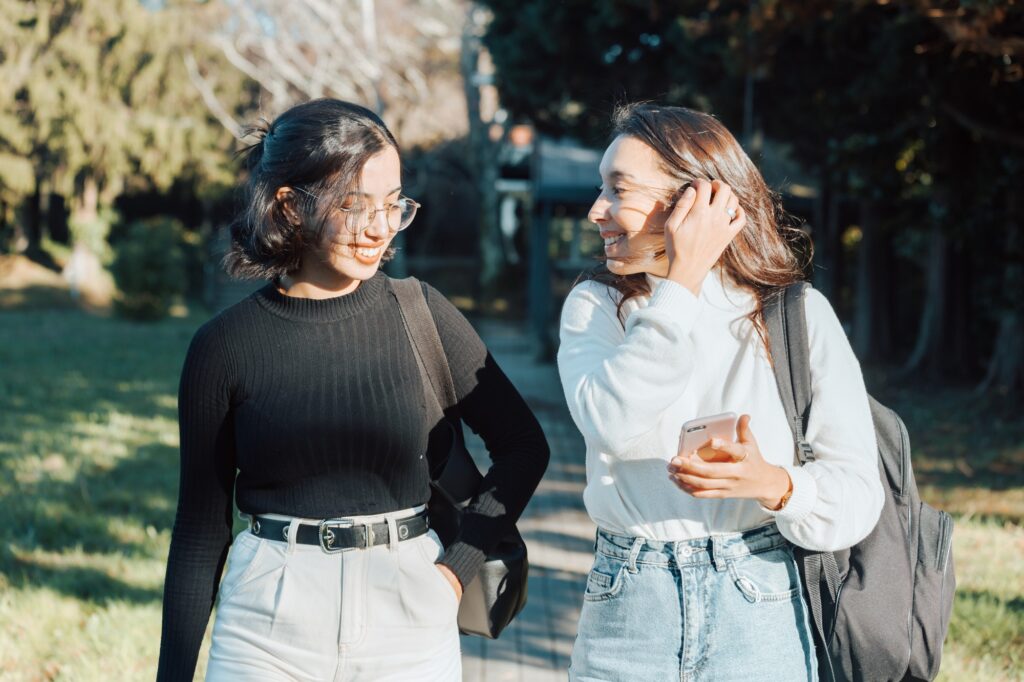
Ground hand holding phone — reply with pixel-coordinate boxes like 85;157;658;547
669;414;793;510
678;412;738;462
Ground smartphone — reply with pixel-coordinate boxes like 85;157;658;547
678;412;738;459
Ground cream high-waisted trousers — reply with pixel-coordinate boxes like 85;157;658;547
205;506;461;681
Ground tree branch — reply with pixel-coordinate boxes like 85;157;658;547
183;53;245;139
941;102;1024;151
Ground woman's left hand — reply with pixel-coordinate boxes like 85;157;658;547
668;414;792;510
436;563;463;602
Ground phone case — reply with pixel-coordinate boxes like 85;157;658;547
678;411;738;456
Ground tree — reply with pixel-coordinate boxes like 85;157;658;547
189;0;469;147
478;0;1024;392
460;4;504;299
0;0;244;261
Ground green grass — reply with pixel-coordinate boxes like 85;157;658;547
0;307;1021;680
0;308;215;680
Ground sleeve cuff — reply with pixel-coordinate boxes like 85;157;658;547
632;278;701;334
762;464;816;523
649;278;699;312
438;540;487;589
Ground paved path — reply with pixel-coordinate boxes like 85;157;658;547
458;319;594;682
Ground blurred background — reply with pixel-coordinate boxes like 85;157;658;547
0;1;1021;680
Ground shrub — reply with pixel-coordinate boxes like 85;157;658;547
110;217;187;320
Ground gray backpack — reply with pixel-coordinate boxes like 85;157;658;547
765;283;956;682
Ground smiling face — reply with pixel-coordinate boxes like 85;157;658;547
590;135;681;277
593;135;688;276
311;145;402;282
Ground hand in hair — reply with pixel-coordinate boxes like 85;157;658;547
666;414;793;511
663;179;745;295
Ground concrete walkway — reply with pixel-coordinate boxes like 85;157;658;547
459;319;595;682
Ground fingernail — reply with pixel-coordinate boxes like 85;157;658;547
684;186;695;196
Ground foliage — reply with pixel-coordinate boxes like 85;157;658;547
0;0;247;248
195;0;468;147
479;0;1024;382
109;217;188;320
69;205;119;263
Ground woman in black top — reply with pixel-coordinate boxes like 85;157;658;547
157;99;550;681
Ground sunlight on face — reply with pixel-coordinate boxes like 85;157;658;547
589;135;681;277
318;145;402;280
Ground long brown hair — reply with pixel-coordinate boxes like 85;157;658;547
586;102;811;350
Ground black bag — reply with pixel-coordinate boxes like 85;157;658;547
391;277;529;640
765;282;956;682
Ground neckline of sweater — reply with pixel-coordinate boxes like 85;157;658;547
253;271;389;322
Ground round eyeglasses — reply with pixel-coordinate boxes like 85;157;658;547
293;186;420;234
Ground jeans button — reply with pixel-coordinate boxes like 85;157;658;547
679;546;692;558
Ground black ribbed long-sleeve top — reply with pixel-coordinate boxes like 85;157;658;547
157;272;550;681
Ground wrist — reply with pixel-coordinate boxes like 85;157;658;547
758;466;793;510
666;264;706;296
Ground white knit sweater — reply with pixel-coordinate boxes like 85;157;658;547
557;270;884;552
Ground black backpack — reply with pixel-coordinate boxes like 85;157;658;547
765;282;956;682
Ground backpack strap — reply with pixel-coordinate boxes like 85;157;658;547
392;277;481;505
765;282;842;678
391;277;458;413
764;282;815;464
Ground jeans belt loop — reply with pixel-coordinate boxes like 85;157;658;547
627;537;644;574
710;536;728;572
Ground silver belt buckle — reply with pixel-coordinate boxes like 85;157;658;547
318;519;355;553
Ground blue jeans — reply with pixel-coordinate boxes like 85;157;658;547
570;524;817;682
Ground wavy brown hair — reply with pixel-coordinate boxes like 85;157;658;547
587;102;811;350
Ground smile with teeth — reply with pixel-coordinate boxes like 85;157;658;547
352;245;383;257
603;235;626;247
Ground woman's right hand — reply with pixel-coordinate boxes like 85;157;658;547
663;179;745;295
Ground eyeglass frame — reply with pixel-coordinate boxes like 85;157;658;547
291;186;421;234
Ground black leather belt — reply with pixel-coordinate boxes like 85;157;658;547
249;510;430;553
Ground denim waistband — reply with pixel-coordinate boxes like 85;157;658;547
595;523;789;569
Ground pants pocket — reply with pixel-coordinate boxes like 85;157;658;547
583;551;628;602
728;546;801;604
218;532;270;604
406;530;460;619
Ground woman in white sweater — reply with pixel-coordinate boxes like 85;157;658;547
557;103;884;681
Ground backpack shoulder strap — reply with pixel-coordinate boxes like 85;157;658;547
391;277;458;413
765;281;843;674
764;281;815;464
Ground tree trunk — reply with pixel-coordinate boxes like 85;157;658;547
64;175;102;298
873;224;894;361
901;227;947;377
0;198;9;253
73;176;99;227
812;173;844;303
24;176;43;253
852;199;876;360
976;192;1023;397
48;193;70;244
460;5;503;303
946;237;972;379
